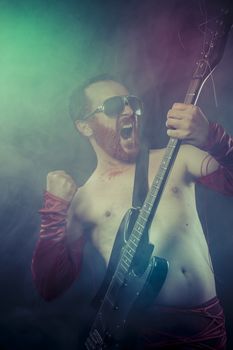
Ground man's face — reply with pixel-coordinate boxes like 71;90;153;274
85;80;140;163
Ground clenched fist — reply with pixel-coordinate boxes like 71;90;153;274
46;171;77;202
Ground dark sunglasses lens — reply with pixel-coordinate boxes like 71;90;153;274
104;97;124;117
127;96;143;116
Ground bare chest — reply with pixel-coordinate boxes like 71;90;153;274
72;163;193;264
76;176;134;263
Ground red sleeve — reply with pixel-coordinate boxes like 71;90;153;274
196;122;233;195
31;191;86;301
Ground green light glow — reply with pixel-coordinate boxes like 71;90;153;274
0;2;112;130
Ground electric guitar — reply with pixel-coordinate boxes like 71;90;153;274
84;5;232;350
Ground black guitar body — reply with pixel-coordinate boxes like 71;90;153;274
84;209;169;350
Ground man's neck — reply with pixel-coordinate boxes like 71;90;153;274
91;141;133;178
87;136;137;181
96;155;133;178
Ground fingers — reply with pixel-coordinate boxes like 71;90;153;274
166;117;183;129
166;103;209;147
172;102;195;111
166;107;191;134
167;104;197;120
47;171;75;182
167;128;191;139
166;103;196;140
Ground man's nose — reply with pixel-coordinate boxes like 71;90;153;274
121;103;134;116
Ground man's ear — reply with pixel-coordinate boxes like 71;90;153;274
75;120;93;137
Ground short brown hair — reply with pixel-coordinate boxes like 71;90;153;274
69;74;120;122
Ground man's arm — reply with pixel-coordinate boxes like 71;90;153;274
31;171;86;301
166;104;233;195
196;122;233;194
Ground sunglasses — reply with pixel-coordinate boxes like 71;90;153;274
82;95;143;120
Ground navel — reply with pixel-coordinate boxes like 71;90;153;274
105;210;111;217
172;186;180;194
181;267;186;274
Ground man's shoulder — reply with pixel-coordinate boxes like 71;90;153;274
70;170;103;210
148;144;204;183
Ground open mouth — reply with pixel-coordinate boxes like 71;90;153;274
120;123;134;140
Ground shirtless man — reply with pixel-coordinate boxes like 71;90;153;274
32;75;233;349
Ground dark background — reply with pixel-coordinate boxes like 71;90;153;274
0;0;233;349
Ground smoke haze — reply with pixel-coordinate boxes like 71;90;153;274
0;0;233;349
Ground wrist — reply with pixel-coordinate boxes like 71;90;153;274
42;191;71;213
200;122;233;167
200;122;225;154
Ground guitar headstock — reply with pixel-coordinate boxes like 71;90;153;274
193;4;233;80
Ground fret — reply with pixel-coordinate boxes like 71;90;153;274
147;196;156;206
140;207;150;220
130;234;140;242
167;144;176;150
151;184;160;193
152;184;161;193
115;269;125;283
144;203;152;211
142;207;151;216
164;151;172;157
147;197;156;208
119;262;128;272
115;273;124;284
156;171;165;179
122;255;130;265
128;241;137;252
105;294;115;307
161;161;170;169
150;187;159;196
133;230;142;240
123;256;132;267
128;239;138;248
137;214;147;224
154;174;163;183
137;221;144;229
151;183;160;191
121;260;129;271
128;239;137;248
146;198;154;207
133;226;142;236
125;249;134;259
160;164;168;169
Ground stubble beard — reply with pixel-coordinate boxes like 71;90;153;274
89;117;139;163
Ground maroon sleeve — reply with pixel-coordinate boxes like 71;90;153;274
197;122;233;195
31;191;86;301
